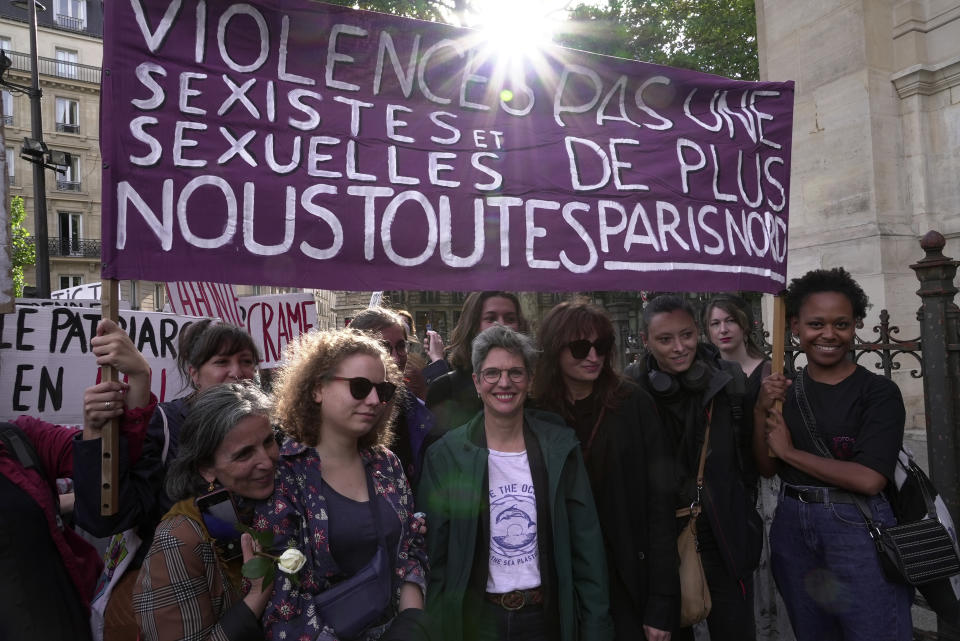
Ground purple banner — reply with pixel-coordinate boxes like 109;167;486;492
102;0;795;293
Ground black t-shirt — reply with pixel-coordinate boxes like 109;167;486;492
323;478;402;577
780;365;904;487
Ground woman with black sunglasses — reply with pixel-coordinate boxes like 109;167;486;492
255;329;428;641
532;302;678;641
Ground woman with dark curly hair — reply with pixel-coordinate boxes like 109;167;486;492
255;329;427;641
754;268;912;640
531;302;677;640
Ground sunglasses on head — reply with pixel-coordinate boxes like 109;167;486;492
566;336;614;360
330;376;397;403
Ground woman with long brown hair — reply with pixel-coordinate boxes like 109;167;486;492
532;302;678;640
425;292;529;439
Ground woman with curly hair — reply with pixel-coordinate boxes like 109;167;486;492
255;329;428;641
754;268;912;640
532;302;677;640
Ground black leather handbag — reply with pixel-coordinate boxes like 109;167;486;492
852;466;960;586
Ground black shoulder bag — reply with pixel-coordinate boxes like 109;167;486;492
315;472;394;638
794;369;960;586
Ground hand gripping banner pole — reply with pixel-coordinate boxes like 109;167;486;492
100;278;120;515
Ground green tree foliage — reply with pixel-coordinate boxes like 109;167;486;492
317;0;471;25
9;196;35;297
557;0;759;81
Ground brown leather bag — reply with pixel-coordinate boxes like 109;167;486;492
676;402;713;628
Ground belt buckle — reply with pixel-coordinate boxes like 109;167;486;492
500;590;525;611
797;489;811;503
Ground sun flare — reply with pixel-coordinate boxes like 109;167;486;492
470;0;569;59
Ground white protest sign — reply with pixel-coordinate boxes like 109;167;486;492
239;293;317;368
165;282;244;326
166;286;317;368
16;298;132;310
51;282;124;301
0;305;202;424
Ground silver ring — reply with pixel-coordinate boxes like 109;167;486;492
105;401;112;409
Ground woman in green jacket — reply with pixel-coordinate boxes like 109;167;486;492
418;325;614;641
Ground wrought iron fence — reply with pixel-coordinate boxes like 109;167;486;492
753;310;923;380
2;50;101;85
56;179;82;192
55;122;79;134
48;236;100;258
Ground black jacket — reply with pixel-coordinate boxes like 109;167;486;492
424;368;481;447
568;382;680;635
627;345;762;582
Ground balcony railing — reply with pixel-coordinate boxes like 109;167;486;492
48;236;100;258
3;50;101;85
56;122;79;133
56;179;82;192
1;115;12;125
54;13;86;31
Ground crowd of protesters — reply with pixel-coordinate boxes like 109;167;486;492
1;268;914;641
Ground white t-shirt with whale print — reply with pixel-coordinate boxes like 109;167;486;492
486;448;541;593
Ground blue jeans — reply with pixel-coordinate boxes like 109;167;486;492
770;487;913;641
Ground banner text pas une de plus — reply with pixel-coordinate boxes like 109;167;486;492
102;0;795;293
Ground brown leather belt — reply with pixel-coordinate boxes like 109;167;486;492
485;587;544;611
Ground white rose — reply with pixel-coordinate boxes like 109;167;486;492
277;548;306;574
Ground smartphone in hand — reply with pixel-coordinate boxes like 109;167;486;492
196;487;243;561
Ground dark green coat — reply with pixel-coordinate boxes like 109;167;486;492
418;409;614;641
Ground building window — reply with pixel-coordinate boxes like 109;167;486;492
55;0;87;30
0;37;11;52
55;48;78;78
5;146;14;184
59;274;82;289
58;211;82;255
55;97;79;133
1;90;12;125
56;153;81;191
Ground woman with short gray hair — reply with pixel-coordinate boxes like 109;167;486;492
470;324;538;376
419;325;614;641
134;382;279;641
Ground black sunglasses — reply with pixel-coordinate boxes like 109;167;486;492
566;336;614;360
330;376;397;403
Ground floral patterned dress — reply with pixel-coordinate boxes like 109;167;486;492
254;438;428;641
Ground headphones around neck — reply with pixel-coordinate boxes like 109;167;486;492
645;352;711;396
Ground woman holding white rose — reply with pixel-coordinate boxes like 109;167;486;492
134;382;278;641
255;329;428;641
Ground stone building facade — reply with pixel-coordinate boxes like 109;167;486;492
755;0;960;427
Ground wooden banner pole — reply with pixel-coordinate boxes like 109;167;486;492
768;295;787;458
100;278;120;515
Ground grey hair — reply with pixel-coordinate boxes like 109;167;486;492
471;325;538;374
165;381;273;501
